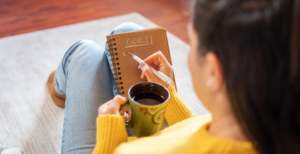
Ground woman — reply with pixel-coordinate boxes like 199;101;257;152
48;0;300;153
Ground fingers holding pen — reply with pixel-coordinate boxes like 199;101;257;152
138;62;156;81
138;63;159;71
138;63;158;81
144;51;169;66
138;61;169;88
140;72;147;80
136;51;173;87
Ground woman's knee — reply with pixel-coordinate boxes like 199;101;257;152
68;39;104;58
77;39;104;54
113;22;145;34
62;39;105;70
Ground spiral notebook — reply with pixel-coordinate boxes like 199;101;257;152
106;27;176;98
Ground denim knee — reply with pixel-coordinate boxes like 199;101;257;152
68;39;103;58
77;39;104;53
62;39;104;73
113;22;145;34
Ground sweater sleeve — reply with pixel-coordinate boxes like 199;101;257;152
93;115;128;154
165;84;196;126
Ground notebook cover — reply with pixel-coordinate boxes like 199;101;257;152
106;27;176;98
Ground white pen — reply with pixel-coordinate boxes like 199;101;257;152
128;52;174;87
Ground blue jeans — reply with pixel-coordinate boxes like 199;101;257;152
54;22;145;154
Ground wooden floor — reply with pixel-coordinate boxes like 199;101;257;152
0;0;191;43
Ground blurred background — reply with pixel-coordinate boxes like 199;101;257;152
0;0;191;43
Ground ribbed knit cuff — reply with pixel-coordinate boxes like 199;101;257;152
93;115;128;154
165;84;196;126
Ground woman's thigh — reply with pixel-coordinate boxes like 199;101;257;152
59;40;114;154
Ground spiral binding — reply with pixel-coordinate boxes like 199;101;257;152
108;38;125;95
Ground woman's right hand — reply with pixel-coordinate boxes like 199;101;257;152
138;51;174;87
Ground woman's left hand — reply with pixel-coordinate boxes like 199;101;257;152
98;95;128;117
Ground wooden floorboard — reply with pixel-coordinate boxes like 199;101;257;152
0;0;191;43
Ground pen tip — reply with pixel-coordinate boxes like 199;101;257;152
128;52;133;56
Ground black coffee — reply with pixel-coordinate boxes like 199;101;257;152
132;92;164;105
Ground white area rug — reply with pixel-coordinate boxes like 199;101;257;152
0;13;208;154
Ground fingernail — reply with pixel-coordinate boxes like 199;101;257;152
140;61;145;68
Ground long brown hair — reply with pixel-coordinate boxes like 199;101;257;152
192;0;300;153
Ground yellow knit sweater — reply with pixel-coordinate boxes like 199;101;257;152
93;85;258;154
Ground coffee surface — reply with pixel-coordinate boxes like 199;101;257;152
132;92;164;105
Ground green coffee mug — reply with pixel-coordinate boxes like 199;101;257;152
120;82;170;137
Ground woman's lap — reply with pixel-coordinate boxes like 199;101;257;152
55;22;145;154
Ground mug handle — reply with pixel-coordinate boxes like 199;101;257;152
120;102;134;129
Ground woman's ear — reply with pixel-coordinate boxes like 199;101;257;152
204;52;224;91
